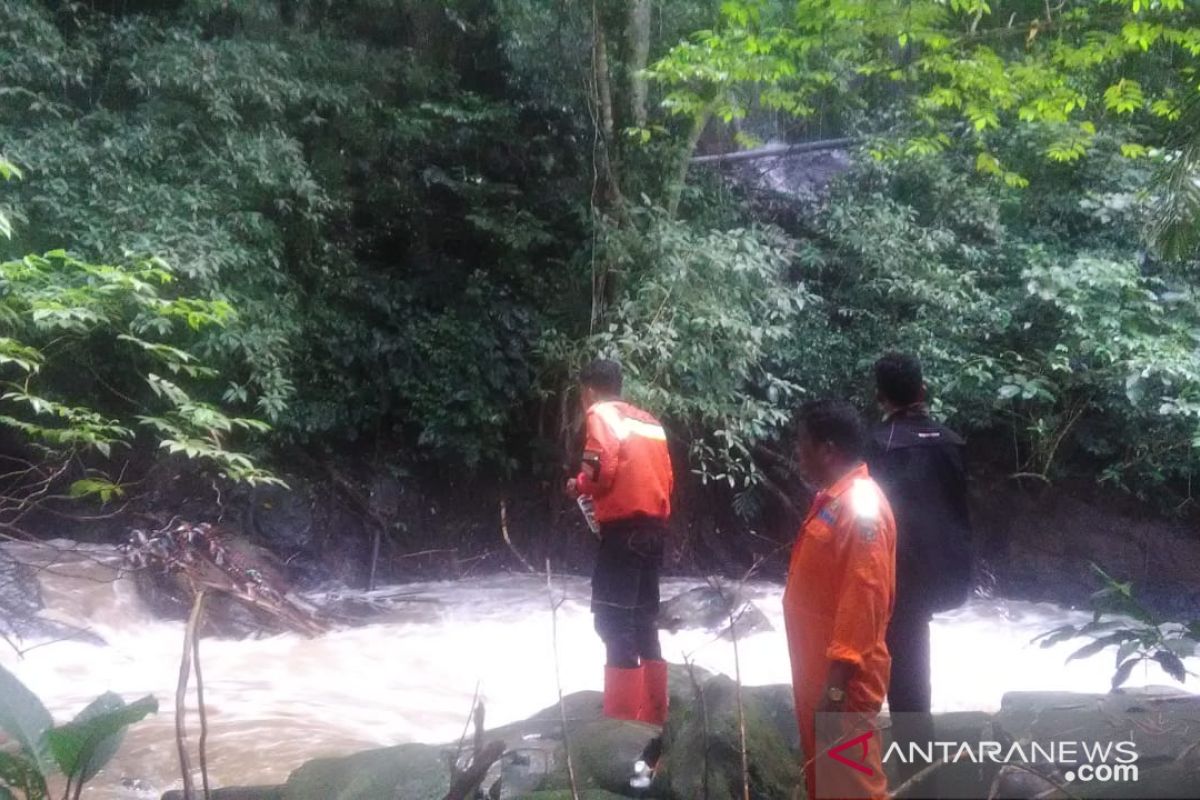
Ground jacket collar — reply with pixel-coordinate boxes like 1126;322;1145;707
823;462;870;499
806;462;869;524
883;402;930;423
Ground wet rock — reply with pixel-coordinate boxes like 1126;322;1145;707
248;484;328;587
162;787;284;800
994;687;1200;798
654;675;800;800
657;585;740;632
658;584;774;641
519;792;629;799
567;718;660;795
284;742;448;800
718;601;773;641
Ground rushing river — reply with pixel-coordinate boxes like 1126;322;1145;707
2;539;1196;798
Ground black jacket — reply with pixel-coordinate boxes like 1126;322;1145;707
869;410;972;616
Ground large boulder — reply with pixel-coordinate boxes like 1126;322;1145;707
994;688;1200;799
653;676;800;800
276;691;659;800
163;788;284;800
247;483;329;588
285;743;448;800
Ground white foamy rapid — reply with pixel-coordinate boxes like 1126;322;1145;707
2;540;1195;798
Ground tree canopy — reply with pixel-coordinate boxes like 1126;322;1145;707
0;0;1197;526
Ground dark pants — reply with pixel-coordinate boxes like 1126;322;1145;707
887;604;936;788
592;518;665;669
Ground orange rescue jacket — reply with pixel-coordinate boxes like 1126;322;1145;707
575;400;673;525
784;463;897;799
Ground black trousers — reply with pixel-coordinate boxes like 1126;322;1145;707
887;604;936;787
591;518;665;669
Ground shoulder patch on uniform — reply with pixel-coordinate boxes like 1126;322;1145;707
817;506;837;525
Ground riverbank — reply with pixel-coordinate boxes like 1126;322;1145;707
157;679;1200;799
19;453;1200;618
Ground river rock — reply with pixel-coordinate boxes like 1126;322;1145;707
248;484;329;587
162;787;284;800
519;792;630;799
285;742;448;800
718;601;773;641
653;675;800;800
657;585;741;632
658;585;773;642
994;687;1200;798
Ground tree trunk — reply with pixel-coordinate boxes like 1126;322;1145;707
626;0;652;128
593;6;615;141
667;108;711;217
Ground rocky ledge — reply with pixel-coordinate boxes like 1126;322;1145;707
162;668;1200;800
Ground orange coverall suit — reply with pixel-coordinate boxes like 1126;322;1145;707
783;464;897;800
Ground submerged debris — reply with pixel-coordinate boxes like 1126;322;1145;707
125;521;329;637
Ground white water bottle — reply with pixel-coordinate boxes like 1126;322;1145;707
577;494;600;537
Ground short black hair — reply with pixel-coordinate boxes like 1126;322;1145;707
797;399;866;461
580;358;622;396
875;352;924;406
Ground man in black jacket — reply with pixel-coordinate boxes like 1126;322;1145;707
868;353;973;785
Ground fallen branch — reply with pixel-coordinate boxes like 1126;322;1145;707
690;137;857;165
501;499;536;573
443;740;505;800
888;758;946;798
443;699;504;800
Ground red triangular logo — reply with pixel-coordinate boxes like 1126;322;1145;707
826;730;875;776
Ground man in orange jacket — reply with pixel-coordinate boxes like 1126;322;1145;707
566;359;674;725
785;399;897;799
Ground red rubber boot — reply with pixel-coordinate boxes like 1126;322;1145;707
638;659;669;725
603;665;644;721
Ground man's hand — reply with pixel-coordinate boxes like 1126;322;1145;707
817;660;854;713
817;687;847;714
565;477;580;499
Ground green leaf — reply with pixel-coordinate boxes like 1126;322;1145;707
1112;657;1140;689
1116;638;1141;666
0;664;54;786
1067;634;1127;662
0;751;42;798
44;694;157;783
1151;650;1187;683
68;479;125;504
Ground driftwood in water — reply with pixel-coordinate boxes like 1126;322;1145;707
126;521;329;637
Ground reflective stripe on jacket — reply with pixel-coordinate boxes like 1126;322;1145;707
576;400;673;525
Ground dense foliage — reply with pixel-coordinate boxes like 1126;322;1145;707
1;0;1198;524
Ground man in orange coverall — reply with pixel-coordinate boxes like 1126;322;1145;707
785;399;897;799
566;359;674;725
